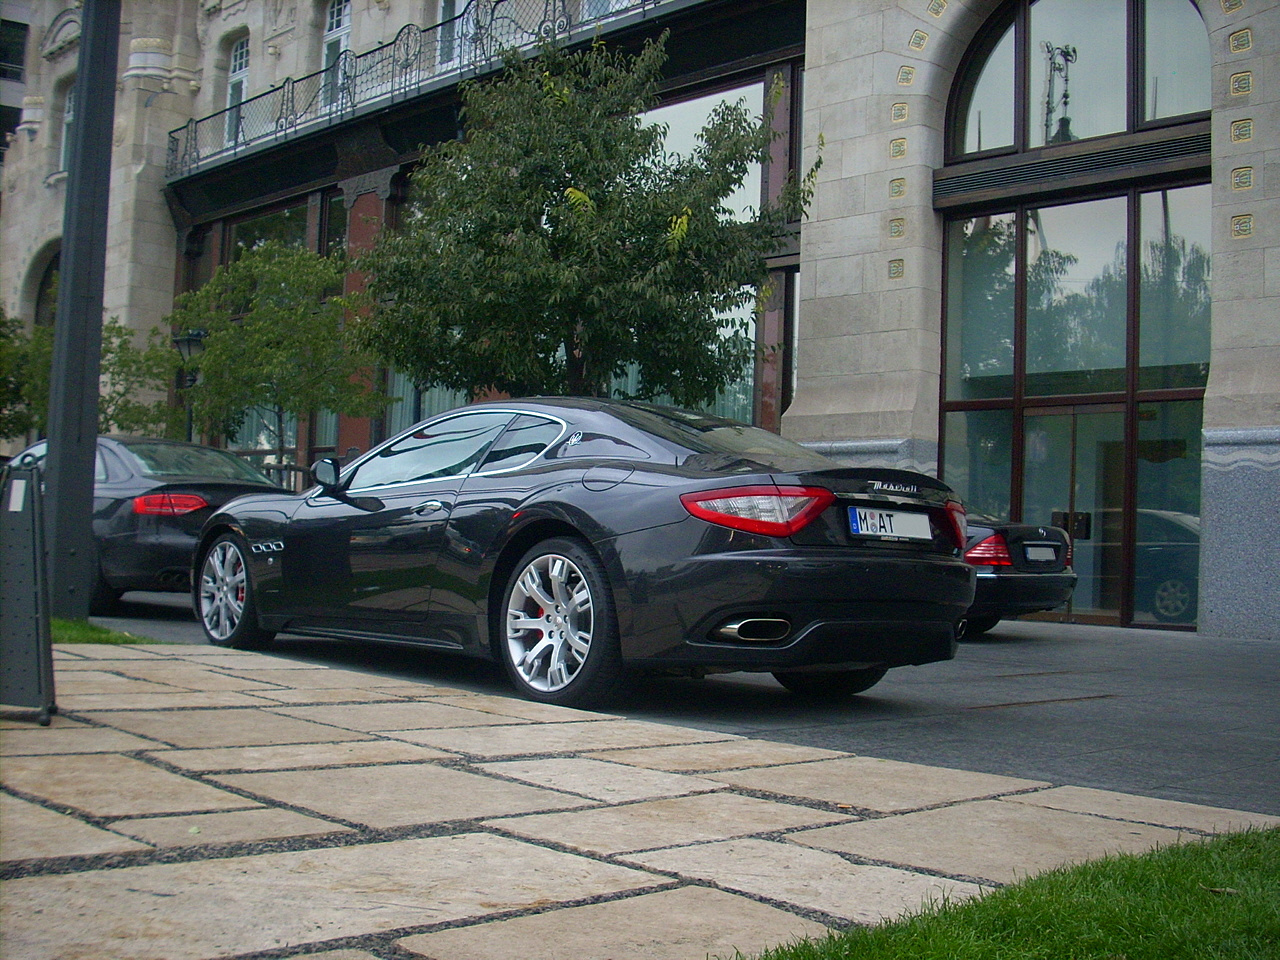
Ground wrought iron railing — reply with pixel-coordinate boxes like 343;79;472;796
166;0;672;180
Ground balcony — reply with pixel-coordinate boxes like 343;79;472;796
166;0;680;181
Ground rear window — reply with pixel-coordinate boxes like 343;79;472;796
120;443;275;484
611;404;837;471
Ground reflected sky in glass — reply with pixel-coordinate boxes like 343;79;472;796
1030;0;1125;147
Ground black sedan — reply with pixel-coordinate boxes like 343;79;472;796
962;519;1076;635
15;436;281;613
193;399;975;707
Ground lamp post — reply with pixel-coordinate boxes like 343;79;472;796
171;328;205;442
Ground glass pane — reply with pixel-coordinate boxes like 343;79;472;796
1029;0;1125;147
943;409;1013;521
312;409;339;449
1132;400;1201;624
480;415;564;472
1023;408;1125;620
961;23;1015;154
945;214;1015;400
351;412;511;488
225;405;298;460
325;192;348;256
230;202;308;257
1025;197;1127;396
647;84;764;221
1144;0;1210;120
1138;184;1210;390
384;370;469;438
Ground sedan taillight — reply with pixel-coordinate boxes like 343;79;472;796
965;534;1013;565
680;485;835;537
133;493;210;516
944;499;968;552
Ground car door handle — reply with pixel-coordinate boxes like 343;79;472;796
412;500;445;515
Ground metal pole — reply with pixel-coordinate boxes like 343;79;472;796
43;0;121;618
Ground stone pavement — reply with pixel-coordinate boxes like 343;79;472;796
2;643;1277;960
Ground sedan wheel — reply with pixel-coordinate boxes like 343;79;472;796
772;666;889;699
198;534;275;649
501;538;622;707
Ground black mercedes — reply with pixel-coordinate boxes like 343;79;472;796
193;399;975;707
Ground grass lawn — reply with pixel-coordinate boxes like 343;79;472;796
51;618;154;644
756;827;1280;960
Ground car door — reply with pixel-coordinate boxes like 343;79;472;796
280;411;514;637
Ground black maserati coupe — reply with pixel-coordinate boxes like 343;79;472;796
193;399;975;707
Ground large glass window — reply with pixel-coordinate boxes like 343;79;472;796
229;201;309;256
225;36;249;144
940;0;1209;629
323;0;351;108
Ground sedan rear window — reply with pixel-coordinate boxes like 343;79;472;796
612;404;836;471
122;443;274;484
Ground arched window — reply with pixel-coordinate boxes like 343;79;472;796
949;0;1210;159
937;0;1210;629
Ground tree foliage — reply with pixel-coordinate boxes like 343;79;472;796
0;311;181;440
164;242;389;458
353;35;818;406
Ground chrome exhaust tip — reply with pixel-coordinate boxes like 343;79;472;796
716;618;792;642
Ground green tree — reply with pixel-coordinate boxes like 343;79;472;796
0;312;181;440
165;241;389;460
353;35;818;406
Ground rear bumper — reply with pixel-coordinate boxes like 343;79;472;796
611;528;975;671
968;571;1076;618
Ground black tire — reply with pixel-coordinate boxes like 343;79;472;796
1149;575;1196;623
196;533;275;649
772;666;889;699
963;615;1001;637
498;537;623;708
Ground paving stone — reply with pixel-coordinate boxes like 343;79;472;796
479;758;726;802
790;798;1187;884
90;664;286;692
427;694;613;723
624;837;984;924
709;757;1048;813
397;885;828;960
0;834;659;960
214;762;591;829
109;808;354;847
212;667;430;690
0;793;151;861
492;791;850;856
59;691;282;711
271;701;530;732
392;719;735;759
246;688;415;705
170;652;332;670
2;754;255;819
46;671;182;695
1004;785;1280;833
84;708;374;749
590;739;850;772
280;952;382;960
1;722;157;756
151;739;455;773
51;644;168;659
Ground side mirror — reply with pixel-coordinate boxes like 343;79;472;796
311;457;342;490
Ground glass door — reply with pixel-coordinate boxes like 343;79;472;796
1022;406;1125;622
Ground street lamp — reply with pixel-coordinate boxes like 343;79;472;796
171;328;205;441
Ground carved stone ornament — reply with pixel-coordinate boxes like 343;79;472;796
41;8;81;61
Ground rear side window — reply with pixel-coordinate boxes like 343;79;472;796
121;443;274;483
478;415;563;472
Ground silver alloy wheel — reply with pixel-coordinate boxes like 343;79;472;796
1152;577;1192;620
200;540;248;641
505;552;594;693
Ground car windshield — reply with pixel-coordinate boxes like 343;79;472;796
614;404;837;470
121;442;275;484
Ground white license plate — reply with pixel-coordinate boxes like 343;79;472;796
849;507;932;540
1025;544;1058;562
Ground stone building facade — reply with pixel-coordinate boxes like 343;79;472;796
0;0;1276;638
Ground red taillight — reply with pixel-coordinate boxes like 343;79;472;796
944;499;968;552
964;533;1013;566
132;493;209;516
680;485;835;537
